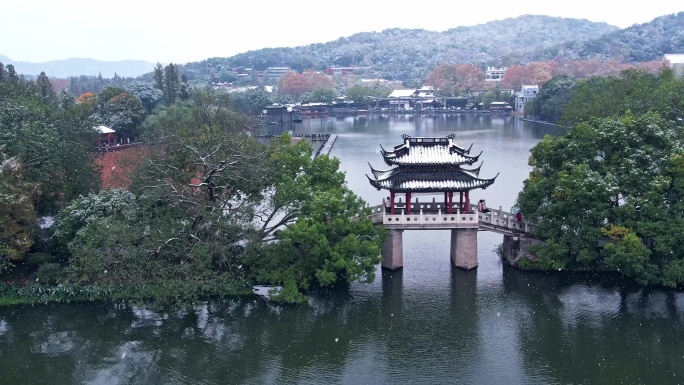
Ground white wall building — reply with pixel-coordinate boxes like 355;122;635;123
663;54;684;78
485;67;507;84
516;85;539;113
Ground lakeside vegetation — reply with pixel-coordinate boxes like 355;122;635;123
0;64;386;305
515;68;684;287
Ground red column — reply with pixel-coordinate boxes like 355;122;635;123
406;192;412;214
448;192;453;214
459;192;463;213
465;191;470;214
390;191;395;215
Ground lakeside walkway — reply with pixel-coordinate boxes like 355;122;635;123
315;134;337;158
520;118;569;128
250;133;338;159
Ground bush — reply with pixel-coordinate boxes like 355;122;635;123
35;263;62;285
27;252;53;266
0;258;15;276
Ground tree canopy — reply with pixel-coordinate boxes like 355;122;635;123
516;110;684;287
0;66;100;215
277;70;334;101
426;64;485;97
48;87;385;302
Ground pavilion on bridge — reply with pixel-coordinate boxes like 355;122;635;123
366;133;498;271
367;133;497;215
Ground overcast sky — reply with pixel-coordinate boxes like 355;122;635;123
1;1;682;64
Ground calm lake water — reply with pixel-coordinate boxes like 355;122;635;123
2;114;683;384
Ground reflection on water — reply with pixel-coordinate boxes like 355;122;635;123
1;115;682;384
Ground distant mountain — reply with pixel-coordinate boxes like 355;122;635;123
184;15;619;83
536;12;684;62
0;55;156;78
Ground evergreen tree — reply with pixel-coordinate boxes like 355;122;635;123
179;74;190;101
164;63;179;105
153;62;164;92
36;71;55;102
6;64;18;83
59;90;75;110
69;76;79;96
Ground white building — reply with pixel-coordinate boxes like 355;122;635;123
663;54;684;78
485;67;507;83
516;85;539;113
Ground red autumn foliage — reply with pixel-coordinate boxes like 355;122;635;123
277;70;333;99
502;62;557;91
95;146;149;189
76;92;96;105
426;64;486;96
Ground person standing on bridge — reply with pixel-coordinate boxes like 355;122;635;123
513;208;522;222
478;199;491;213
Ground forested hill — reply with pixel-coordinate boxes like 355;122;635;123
184;15;618;83
536;12;684;62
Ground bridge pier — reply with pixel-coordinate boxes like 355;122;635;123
451;229;478;270
381;229;404;270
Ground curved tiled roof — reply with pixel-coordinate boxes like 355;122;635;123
366;166;498;192
369;135;497;192
383;145;481;166
380;134;479;166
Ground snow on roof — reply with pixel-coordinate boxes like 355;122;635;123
388;89;416;98
38;216;54;229
94;125;115;134
664;54;684;64
384;144;477;166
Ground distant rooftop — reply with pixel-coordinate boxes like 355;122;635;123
388;89;416;98
94;125;115;134
664;54;684;64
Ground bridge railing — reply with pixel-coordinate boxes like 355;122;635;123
368;203;478;228
368;201;536;234
384;209;479;228
369;205;384;224
373;200;473;215
469;203;536;234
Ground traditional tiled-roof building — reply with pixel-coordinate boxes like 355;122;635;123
367;134;497;215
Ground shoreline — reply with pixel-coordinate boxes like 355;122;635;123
520;118;570;128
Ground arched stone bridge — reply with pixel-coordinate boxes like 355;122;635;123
367;199;537;271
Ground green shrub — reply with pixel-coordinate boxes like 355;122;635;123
0;258;15;276
35;263;62;285
27;252;53;266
